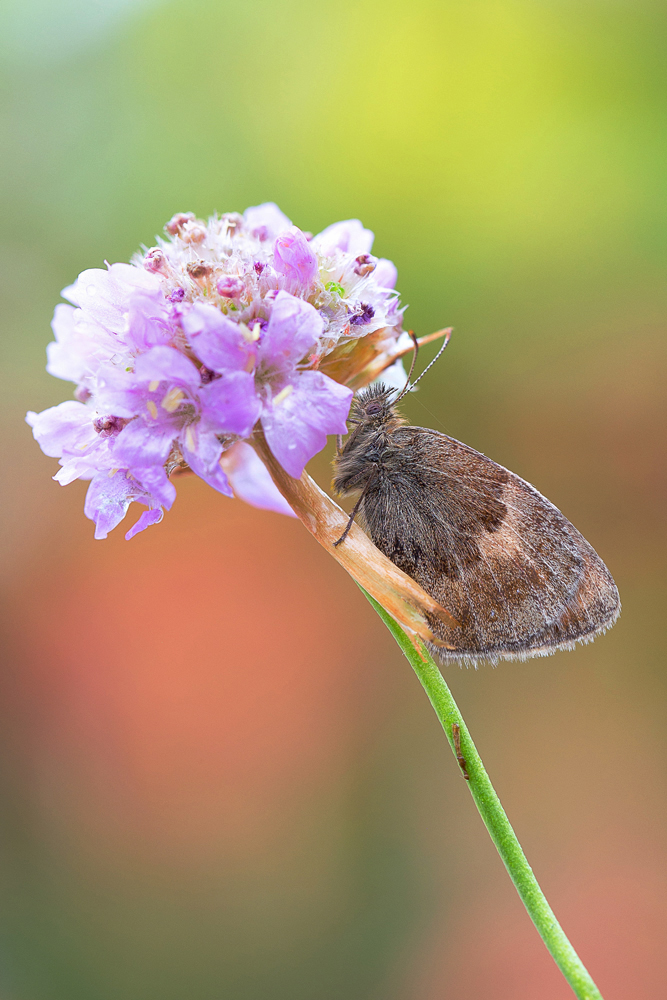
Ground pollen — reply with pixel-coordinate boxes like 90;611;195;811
273;384;294;406
161;388;185;412
146;400;158;419
108;468;119;478
185;426;196;451
148;380;160;392
244;354;255;373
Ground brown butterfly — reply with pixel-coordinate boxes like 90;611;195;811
332;338;620;664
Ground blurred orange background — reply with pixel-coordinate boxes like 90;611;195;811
1;1;666;997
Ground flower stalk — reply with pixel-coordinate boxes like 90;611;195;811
251;430;458;643
361;586;604;1000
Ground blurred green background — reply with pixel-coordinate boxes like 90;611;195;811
1;1;666;997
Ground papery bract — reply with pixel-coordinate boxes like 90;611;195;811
311;219;374;257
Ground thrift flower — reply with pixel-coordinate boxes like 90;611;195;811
27;203;412;540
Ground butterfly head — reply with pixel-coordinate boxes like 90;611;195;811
349;383;403;429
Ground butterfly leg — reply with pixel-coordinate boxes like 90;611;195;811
452;723;470;781
333;470;377;548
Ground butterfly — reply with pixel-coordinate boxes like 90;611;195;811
332;337;620;664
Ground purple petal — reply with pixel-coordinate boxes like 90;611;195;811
84;472;132;539
125;291;174;353
46;304;89;382
261;291;323;370
261;371;353;478
125;508;164;540
83;470;139;539
134;346;201;386
181;302;254;373
373;258;398;289
221;442;296;517
84;467;169;540
199;371;261;437
181;428;233;497
243;202;291;241
26;401;94;457
62;264;161;333
273;228;319;288
133;465;177;509
112;418;175;467
94;367;149;419
311;220;374;257
54;458;99;485
189;456;233;496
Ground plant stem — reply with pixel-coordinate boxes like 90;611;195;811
361;587;604;1000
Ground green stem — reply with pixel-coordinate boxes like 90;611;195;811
360;587;604;1000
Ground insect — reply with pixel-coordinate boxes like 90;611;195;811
332;336;620;664
451;723;470;780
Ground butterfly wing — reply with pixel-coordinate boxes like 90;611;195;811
359;426;620;663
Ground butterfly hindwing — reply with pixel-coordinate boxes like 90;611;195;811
357;426;619;663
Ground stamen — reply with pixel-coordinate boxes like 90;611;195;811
273;385;294;406
161;387;185;412
148;380;160;392
185;426;196;451
146;400;158;419
244;354;255;373
108;468;119;478
240;322;262;343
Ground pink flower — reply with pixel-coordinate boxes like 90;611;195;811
27;204;407;539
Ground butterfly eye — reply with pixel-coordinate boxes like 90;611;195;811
366;402;382;416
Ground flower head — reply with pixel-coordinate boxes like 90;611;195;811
27;203;413;539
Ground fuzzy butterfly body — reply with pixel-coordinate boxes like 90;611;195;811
333;384;620;664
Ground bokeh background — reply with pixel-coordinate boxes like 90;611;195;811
1;1;666;997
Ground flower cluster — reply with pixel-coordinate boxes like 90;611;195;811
27;203;409;539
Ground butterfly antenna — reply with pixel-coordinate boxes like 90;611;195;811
404;331;420;385
394;329;452;402
393;333;419;403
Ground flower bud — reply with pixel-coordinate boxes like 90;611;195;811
200;365;221;384
165;212;195;235
143;247;167;273
216;275;244;298
354;254;376;277
93;415;126;437
221;212;243;233
181;221;207;244
187;261;213;281
273;227;319;287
